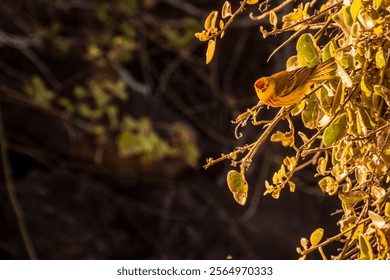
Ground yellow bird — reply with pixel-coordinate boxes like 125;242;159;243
254;58;336;107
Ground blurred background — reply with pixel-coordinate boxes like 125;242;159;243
0;0;339;259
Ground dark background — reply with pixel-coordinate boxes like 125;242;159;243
0;0;339;259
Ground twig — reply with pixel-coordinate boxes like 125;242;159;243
249;0;296;21
109;59;151;96
0;97;37;259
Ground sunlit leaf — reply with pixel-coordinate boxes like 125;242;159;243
321;40;336;62
270;131;294;147
358;12;374;30
283;156;296;172
333;9;351;36
269;10;278;29
286;55;299;71
296;33;320;68
219;20;225;38
300;238;309;249
376;229;388;259
302;93;319;129
374;85;390;106
358;234;374;260
316;156;328;176
206;38;216;64
323;113;347;147
375;48;386;69
221;1;232;19
282;3;309;30
385;202;390;218
204;11;218;31
330;80;345;115
288;181;296;192
355;104;378;129
195;31;209;41
310;228;324;246
226;170;248;205
343;6;353;26
336;62;353;88
318;176;338;195
373;0;384;10
246;0;259;4
368;211;386;229
350;0;362;22
338;190;367;204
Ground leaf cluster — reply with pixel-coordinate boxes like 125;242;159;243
198;0;390;259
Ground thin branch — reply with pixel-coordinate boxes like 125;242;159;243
249;0;296;21
0;97;37;260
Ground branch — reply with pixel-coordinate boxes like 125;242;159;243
0;96;37;259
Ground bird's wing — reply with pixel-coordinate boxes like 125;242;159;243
281;67;313;97
272;66;313;98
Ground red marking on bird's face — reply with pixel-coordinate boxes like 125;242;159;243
255;78;266;90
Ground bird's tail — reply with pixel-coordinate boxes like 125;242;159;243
308;58;337;83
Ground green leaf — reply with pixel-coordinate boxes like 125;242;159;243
374;85;390;106
359;234;374;260
296;33;320;67
117;130;140;157
302;93;319;129
323;113;347;147
226;170;248;206
310;228;324;246
343;6;353;26
321;40;336;62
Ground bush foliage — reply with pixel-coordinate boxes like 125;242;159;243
197;0;390;260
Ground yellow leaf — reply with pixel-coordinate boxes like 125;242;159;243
376;228;389;259
221;1;232;19
368;211;386;229
246;0;259;4
350;0;362;22
219;20;225;38
288;181;296;192
300;238;309;249
375;48;386;69
226;170;248;205
204;11;218;31
195;31;209;42
310;228;324;246
206;39;216;64
338;190;368;204
269;11;278;29
318;176;338;195
385;202;390;218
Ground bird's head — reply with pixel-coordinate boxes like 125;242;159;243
254;77;271;102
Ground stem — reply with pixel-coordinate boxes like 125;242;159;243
0;98;37;259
